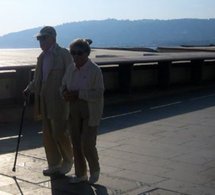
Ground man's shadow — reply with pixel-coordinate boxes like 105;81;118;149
50;175;108;195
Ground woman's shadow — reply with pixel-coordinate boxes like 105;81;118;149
50;175;108;195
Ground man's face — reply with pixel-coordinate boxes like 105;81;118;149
37;35;54;51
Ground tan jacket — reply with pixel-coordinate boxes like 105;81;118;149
27;44;73;120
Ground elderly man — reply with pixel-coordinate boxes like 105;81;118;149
24;26;73;176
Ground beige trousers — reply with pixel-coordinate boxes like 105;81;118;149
69;99;100;177
42;118;73;167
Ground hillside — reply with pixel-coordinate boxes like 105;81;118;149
0;19;215;48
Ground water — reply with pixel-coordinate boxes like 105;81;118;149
0;48;41;67
0;48;145;67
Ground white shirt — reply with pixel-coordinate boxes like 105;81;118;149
68;62;89;91
42;46;54;81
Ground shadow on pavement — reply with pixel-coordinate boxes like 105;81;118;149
0;121;42;154
100;86;215;134
50;176;108;195
13;176;24;195
0;86;215;155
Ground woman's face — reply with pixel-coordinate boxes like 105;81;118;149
70;47;88;67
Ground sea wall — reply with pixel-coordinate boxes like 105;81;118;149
1;52;215;104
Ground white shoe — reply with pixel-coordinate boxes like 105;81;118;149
60;162;73;175
89;171;100;184
43;165;62;176
69;175;88;183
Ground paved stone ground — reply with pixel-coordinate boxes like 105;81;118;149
1;86;215;195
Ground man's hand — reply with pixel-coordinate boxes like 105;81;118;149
23;88;31;100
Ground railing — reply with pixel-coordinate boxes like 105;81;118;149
97;51;215;91
1;51;215;103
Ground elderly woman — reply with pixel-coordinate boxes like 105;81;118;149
62;38;104;184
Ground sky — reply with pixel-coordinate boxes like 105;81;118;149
0;0;214;36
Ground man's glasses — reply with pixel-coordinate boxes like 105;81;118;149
37;35;49;41
70;50;85;56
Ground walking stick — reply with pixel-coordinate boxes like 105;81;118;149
12;99;27;172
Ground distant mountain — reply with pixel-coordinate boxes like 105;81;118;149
0;19;215;48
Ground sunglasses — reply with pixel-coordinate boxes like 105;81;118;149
70;50;85;56
37;35;49;41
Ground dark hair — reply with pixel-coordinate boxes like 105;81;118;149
69;38;91;56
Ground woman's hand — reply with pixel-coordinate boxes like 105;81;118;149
63;89;79;102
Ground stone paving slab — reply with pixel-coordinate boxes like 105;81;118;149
139;188;189;195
